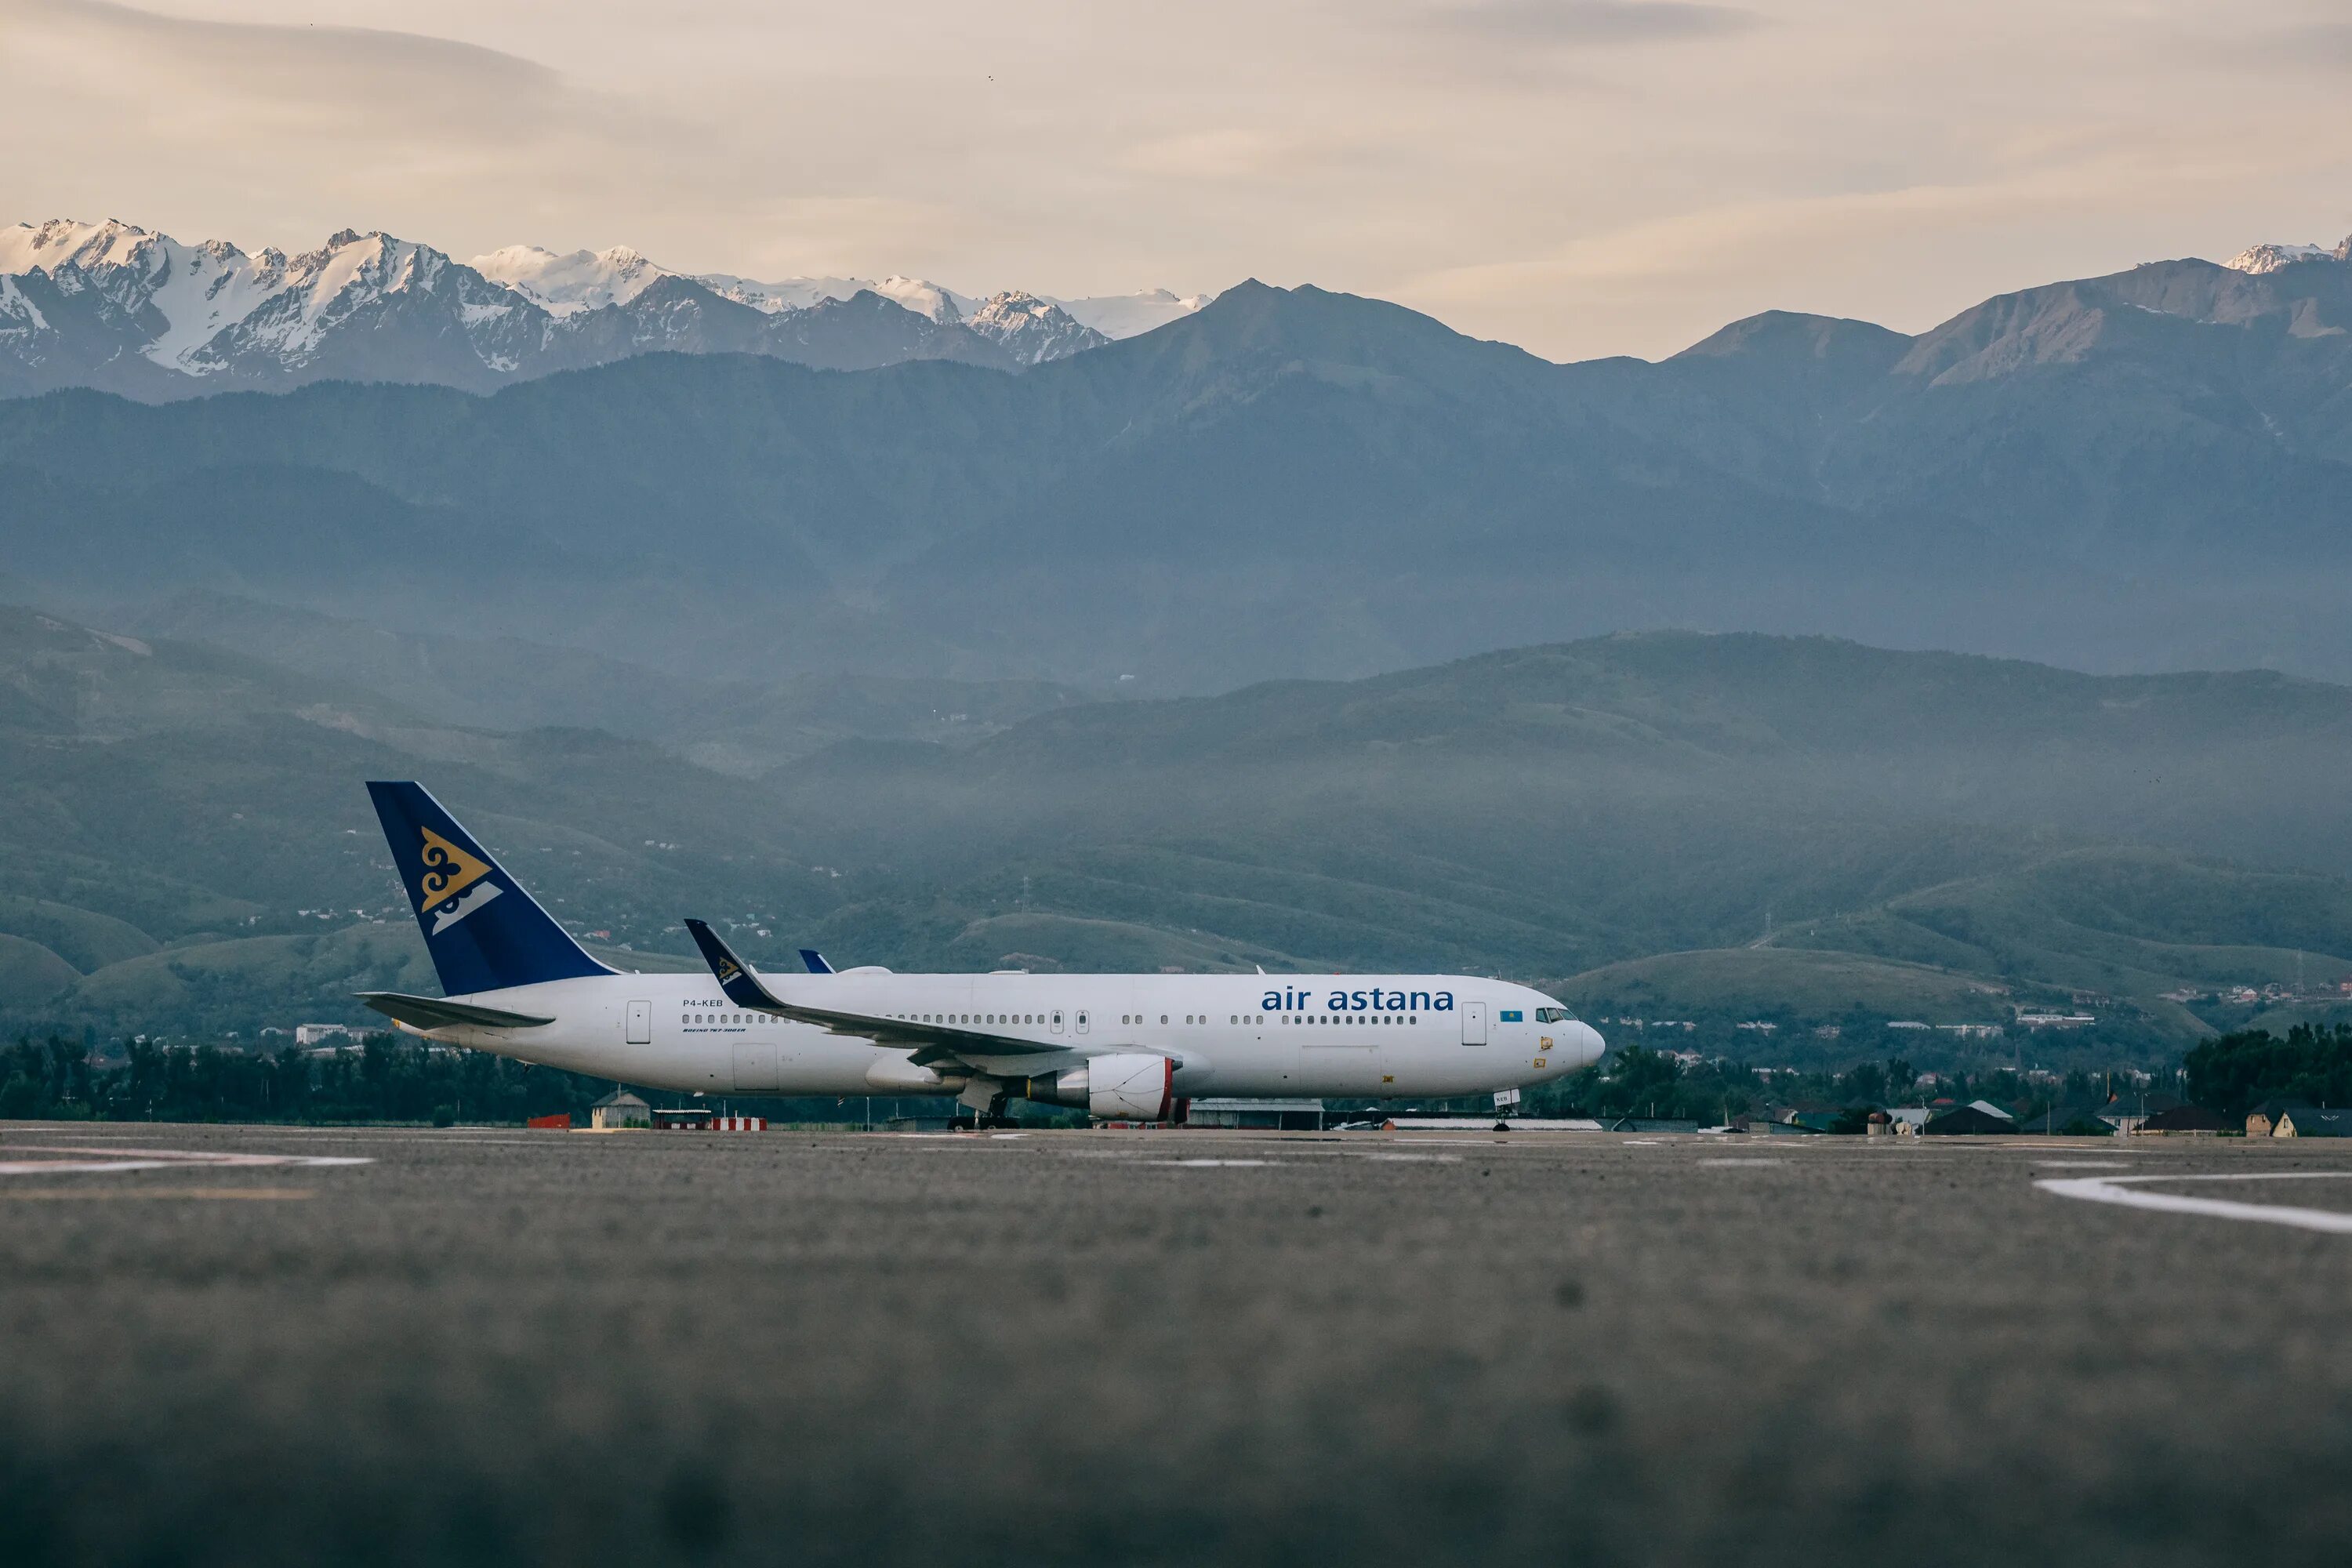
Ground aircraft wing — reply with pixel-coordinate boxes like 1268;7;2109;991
357;991;556;1031
684;918;1065;1064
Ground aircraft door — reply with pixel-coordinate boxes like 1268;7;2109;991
626;1000;652;1045
1461;1001;1487;1046
1076;1010;1090;1036
1051;1009;1065;1034
733;1033;781;1092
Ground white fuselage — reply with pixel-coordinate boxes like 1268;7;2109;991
400;968;1605;1102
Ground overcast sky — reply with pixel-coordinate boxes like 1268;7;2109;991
4;0;2348;360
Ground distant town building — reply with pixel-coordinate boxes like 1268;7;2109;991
294;1024;351;1047
2274;1107;2352;1138
2246;1099;2292;1138
2014;1013;2097;1029
1924;1102;2016;1135
2134;1105;2227;1136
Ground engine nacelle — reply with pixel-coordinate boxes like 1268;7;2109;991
1029;1053;1178;1120
866;1057;961;1093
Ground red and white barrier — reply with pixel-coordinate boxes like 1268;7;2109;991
709;1116;767;1132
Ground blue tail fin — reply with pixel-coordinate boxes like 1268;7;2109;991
799;949;835;975
366;782;614;997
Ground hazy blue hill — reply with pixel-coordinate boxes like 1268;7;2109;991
0;894;158;971
757;634;2352;1029
7;266;2350;688
0;604;423;739
131;593;1100;773
1563;947;2015;1023
0;932;82;1004
8;610;2352;1052
1781;848;2352;996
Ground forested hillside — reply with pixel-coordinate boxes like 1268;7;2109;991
6;606;2352;1060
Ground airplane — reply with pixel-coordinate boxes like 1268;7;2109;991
355;780;1606;1121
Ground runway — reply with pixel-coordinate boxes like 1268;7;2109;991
2;1123;2347;1566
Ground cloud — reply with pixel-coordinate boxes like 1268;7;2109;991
4;0;577;130
0;0;709;248
1121;129;1370;181
4;0;2350;361
1424;0;1760;45
2259;22;2352;67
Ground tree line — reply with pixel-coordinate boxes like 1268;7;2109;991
1519;1045;2152;1125
0;1034;970;1127
9;1025;2339;1128
0;1035;620;1125
2184;1024;2352;1116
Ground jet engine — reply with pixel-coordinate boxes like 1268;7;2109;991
1027;1053;1178;1120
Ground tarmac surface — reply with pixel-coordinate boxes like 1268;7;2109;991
2;1123;2349;1566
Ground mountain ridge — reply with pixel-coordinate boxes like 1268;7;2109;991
0;217;1203;400
5;247;2351;688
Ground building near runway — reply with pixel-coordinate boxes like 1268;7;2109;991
590;1091;652;1130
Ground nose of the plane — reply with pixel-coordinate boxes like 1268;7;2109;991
1572;1021;1606;1069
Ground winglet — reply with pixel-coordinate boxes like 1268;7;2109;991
799;949;835;975
684;919;788;1011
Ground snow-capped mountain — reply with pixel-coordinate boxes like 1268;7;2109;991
0;215;1217;401
963;291;1111;365
485;251;979;328
2223;235;2351;274
695;270;874;314
0;219;543;395
1051;288;1211;339
469;245;671;317
475;247;1203;339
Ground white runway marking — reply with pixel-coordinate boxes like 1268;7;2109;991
0;1145;370;1178
2037;1171;2352;1234
1142;1159;1274;1167
1697;1158;1784;1167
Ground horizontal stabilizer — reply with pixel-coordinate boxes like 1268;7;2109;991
357;991;557;1032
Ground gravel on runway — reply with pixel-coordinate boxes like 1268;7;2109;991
2;1123;2348;1566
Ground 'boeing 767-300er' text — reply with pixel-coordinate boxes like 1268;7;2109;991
355;782;1606;1120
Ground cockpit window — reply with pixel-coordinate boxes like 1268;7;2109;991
1534;1007;1575;1024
